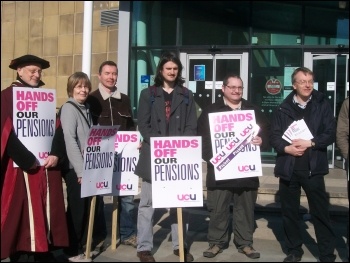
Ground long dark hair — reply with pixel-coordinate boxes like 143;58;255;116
154;51;185;87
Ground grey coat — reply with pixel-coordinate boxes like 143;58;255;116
134;85;197;181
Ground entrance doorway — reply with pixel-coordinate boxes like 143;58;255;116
304;52;349;168
180;52;249;116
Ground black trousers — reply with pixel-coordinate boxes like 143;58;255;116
279;171;336;262
63;169;104;256
9;251;56;262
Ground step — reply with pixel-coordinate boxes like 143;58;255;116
68;163;348;217
201;165;348;216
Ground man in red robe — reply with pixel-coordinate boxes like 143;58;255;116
1;54;69;261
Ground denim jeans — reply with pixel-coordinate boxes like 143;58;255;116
93;195;136;242
119;195;137;241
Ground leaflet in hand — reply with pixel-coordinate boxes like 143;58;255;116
282;119;313;143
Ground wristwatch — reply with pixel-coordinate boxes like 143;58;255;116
311;140;315;148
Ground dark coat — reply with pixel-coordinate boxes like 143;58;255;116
269;90;336;181
87;89;135;131
197;98;270;189
134;85;197;182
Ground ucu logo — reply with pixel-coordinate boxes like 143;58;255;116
96;181;108;188
115;184;133;190
225;137;240;151
38;151;49;159
177;194;197;201
238;165;256;172
211;152;226;164
240;124;253;136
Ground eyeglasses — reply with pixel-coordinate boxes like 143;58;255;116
294;80;314;86
74;85;90;90
225;85;243;92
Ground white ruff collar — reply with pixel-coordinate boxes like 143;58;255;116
98;83;121;100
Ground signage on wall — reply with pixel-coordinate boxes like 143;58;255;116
140;75;155;89
265;78;282;95
261;78;284;112
194;65;205;81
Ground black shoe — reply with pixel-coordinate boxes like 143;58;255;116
174;249;194;262
283;254;302;262
137;251;155;262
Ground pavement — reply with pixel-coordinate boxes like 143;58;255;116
2;164;349;262
57;198;348;262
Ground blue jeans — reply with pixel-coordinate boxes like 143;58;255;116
119;195;137;241
94;195;136;242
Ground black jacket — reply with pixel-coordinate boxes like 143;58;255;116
87;88;135;131
269;90;336;181
197;98;270;189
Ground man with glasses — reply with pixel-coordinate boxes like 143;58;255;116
270;67;337;262
197;73;270;259
1;54;69;261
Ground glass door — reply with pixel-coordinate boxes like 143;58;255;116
180;53;248;116
304;53;349;168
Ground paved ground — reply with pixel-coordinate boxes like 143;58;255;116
2;165;348;262
51;201;348;262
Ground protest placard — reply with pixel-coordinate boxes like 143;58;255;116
209;110;262;180
81;125;119;198
151;136;203;208
110;131;140;196
12;87;56;166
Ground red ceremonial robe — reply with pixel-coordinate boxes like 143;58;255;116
1;82;69;259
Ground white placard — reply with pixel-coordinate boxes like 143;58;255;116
110;131;140;196
81;125;119;198
12;87;56;166
282;119;313;143
208;110;262;180
151;136;203;208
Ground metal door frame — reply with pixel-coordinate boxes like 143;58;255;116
180;52;249;101
304;52;349;168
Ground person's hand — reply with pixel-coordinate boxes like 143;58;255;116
291;139;311;149
137;142;142;150
43;155;59;169
77;177;82;184
285;142;307;157
251;135;262;146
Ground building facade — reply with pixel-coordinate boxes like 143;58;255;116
1;1;120;106
119;1;349;167
1;1;349;168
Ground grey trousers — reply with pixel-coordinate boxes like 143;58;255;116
206;187;257;249
137;181;188;252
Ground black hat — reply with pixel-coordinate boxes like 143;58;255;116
9;54;50;70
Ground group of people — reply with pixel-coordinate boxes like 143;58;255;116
1;52;348;263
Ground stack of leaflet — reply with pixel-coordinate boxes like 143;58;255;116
282;119;313;143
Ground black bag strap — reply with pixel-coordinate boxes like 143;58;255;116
149;85;157;106
59;101;91;128
149;85;189;106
